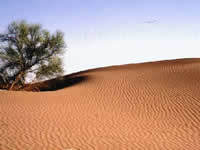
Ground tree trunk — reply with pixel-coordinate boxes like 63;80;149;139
9;71;25;90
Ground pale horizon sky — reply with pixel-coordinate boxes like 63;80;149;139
1;0;200;74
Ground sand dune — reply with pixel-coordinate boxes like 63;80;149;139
1;58;200;150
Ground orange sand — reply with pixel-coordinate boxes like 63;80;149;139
1;58;200;150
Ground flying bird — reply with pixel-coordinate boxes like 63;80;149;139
144;19;158;24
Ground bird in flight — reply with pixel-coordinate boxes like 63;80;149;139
144;19;158;24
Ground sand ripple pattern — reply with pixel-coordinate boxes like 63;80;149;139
1;58;200;150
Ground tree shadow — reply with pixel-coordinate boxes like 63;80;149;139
24;75;89;92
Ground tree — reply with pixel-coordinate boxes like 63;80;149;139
0;20;66;90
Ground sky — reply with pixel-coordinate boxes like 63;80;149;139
0;0;200;74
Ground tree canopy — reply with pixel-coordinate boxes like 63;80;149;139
0;20;66;90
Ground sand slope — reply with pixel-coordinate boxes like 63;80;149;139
1;58;200;150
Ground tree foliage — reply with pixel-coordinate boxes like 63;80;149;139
0;20;66;90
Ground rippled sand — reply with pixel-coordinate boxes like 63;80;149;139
1;58;200;150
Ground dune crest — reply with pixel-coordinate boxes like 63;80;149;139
1;58;200;150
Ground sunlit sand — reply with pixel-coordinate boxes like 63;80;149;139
1;58;200;150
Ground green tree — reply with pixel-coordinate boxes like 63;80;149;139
0;20;66;90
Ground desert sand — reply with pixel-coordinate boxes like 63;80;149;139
1;58;200;150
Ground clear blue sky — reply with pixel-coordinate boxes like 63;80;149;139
1;0;200;73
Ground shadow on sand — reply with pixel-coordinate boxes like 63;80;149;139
24;75;89;92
